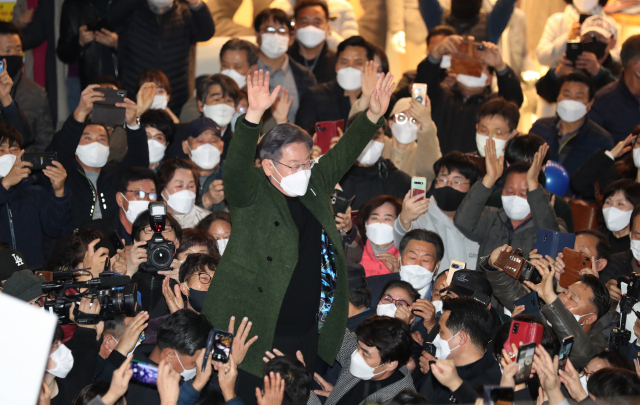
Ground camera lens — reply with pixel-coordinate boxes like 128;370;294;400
150;243;173;268
114;284;138;316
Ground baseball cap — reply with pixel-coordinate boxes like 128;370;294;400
580;16;617;39
347;264;368;290
443;269;492;299
390;97;413;117
2;270;45;302
186;116;221;140
0;247;27;281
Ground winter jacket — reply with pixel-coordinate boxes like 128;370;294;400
454;182;564;265
13;71;54;153
415;55;523;154
296;79;355;134
288;41;337;85
570;149;634;201
394;196;480;270
359;240;399;277
52;328;100;405
107;0;215;113
0;179;72;267
589;73;640;144
601;249;634;284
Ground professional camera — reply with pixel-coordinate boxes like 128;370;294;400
492;248;543;285
139;202;175;272
609;273;640;354
43;270;138;325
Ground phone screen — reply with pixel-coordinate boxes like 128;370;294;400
514;343;536;384
558;336;574;371
212;330;233;363
130;360;158;385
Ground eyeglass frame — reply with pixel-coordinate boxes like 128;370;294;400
188;271;213;285
272;160;315;173
433;178;471;187
393;113;418;126
126;190;158;201
260;26;288;35
142;224;174;234
380;294;410;308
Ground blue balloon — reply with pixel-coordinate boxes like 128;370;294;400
544;161;570;196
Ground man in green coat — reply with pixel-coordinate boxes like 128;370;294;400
201;68;395;385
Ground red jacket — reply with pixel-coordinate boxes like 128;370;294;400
359;240;399;277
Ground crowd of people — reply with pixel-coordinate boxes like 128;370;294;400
5;0;640;404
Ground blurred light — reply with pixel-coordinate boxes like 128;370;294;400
522;70;541;82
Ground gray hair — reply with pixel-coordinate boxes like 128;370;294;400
399;229;445;263
258;123;313;161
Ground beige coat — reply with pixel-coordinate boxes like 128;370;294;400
358;0;427;49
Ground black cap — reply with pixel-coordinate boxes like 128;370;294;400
444;269;492;298
185;116;221;140
347;264;368;290
2;270;45;302
0;247;27;281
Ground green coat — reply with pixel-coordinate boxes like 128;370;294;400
201;111;384;376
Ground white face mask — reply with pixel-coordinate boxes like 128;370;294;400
631;239;640;261
188;143;221;170
0;153;16;177
365;222;394;245
633;148;640;168
107;336;139;357
149;0;173;7
121;194;150;224
337;67;362;91
400;264;434;290
440;55;452;69
164;189;196;214
573;0;598;13
391;122;419;144
580;374;589;394
349;349;388;380
457;72;488;88
376;303;398;318
148;139;167;164
48;344;74;378
357;140;384;165
217;238;229;255
220;69;246;89
602;207;632;232
476;133;510;158
261;33;289;59
573;312;594;326
203;104;236;128
431;333;460;360
501;195;531;221
76;142;110;168
557;100;588;123
432;299;443;314
270;161;312;197
174;350;197;380
151;94;168;110
296;25;326;48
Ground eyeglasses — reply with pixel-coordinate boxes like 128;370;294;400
394;113;417;125
261;26;288;35
380;294;410;308
189;272;213;285
273;160;315;173
142;224;174;234
127;190;158;201
32;292;55;307
434;178;470;187
477;127;509;137
579;370;593;378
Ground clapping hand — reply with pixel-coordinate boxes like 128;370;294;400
526;143;549;191
246;70;281;124
136;82;157;116
271;88;293;125
482;136;504;188
366;72;396;123
360;60;378;100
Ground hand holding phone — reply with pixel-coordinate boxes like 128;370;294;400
558;336;574;371
314;120;344;155
95;230;125;258
446;260;466;285
514;342;536;384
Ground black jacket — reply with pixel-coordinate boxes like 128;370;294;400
339;158;411;210
83;213;134;246
601;249;634;284
57;0;117;89
529;116;614;177
570;149;631;201
415;55;524;154
46;116;149;229
108;0;215;113
296;79;355;134
288;41;337;85
52;328;100;405
589;73;640;144
0;179;72;267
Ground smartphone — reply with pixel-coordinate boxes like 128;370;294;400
331;194;355;215
514;342;536;384
566;41;583;63
212;329;234;363
424;342;437;357
560;247;591;288
130;360;158;386
216;160;224;180
446;260;466;286
95;230;125;258
314;120;344;155
411;83;427;106
22;151;57;170
411;177;427;201
483;386;514;405
202;328;216;371
86;18;109;32
0;60;5;73
92;88;127;126
533;229;576;260
558;336;574;371
513;291;542;319
504;320;544;360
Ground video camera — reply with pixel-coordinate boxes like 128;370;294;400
139;202;175;272
43;270;138;325
609;273;640;354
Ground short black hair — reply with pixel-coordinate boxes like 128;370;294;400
220;38;259;67
399;229;445;263
116;167;157;194
357;195;403;245
293;0;329;20
336;35;374;61
382;280;420;304
141;109;177;144
389;389;430;405
72;381;125;405
258;123;313;160
477;97;520;132
132;210;183;243
254;8;291;32
46;228;104;271
138;69;172;97
178;253;220;283
197;211;232;232
92;75;123;89
0;22;23;44
349;286;372;309
602;179;640;208
433;151;481;186
176;228;219;262
427;25;456;45
0;123;22;148
157;158;201;202
156;309;212;356
356;315;412;365
578;274;610;319
559;71;596;101
196;74;240;107
504;134;547;165
588;368;640;405
443;297;493;350
493;314;560;363
373;44;390;74
504;161;546;189
576;230;611;262
263;356;313;405
592;351;635;372
621;34;640;68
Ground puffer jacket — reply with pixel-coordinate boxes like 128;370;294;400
479;256;608;369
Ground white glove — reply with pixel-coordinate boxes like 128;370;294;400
391;31;406;54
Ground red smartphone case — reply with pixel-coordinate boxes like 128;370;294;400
314;120;344;154
503;321;543;360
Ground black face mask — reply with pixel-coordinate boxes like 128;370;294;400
451;0;482;20
582;38;608;60
187;289;207;312
431;186;467;212
0;55;23;78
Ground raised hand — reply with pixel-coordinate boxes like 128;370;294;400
217;355;238;401
524;260;557;306
271;88;293;125
526;143;549;191
313;373;334;397
367;73;396;122
115;310;149;356
558;359;588;402
413;299;437;332
1;150;32;190
117;98;139;128
360;60;378;99
482;136;504;188
431;35;463;59
533;345;566;405
101;356;133;405
489;244;512;267
481;42;506;71
609;134;635;159
246;70;281;124
228;316;259;365
157;359;181;405
162;276;185;314
83;239;110;278
136;82;157;116
43;161;67;198
74;84;104;123
0;61;14;107
256;372;285;405
193;349;213;393
408;97;432;128
399;190;430;230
